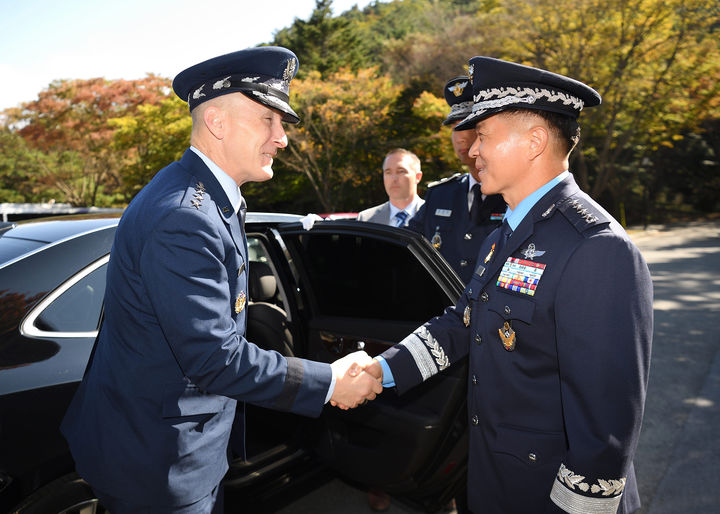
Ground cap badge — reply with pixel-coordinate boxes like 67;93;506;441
282;58;297;86
468;64;474;83
449;81;468;97
213;76;231;90
521;243;545;261
235;291;247;314
498;321;516;351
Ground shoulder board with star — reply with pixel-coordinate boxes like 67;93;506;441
181;179;213;213
556;194;610;233
427;172;463;189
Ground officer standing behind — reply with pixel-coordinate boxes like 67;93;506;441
357;148;425;227
368;57;653;513
409;76;506;284
61;47;381;514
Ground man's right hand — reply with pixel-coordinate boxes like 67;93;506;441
329;351;383;410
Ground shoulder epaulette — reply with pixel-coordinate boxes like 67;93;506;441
427;172;463;189
557;195;610;233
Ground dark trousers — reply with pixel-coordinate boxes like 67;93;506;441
92;482;224;514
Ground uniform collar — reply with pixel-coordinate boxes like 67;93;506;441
189;146;243;214
504;170;570;231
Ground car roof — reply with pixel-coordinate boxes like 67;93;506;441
2;216;121;244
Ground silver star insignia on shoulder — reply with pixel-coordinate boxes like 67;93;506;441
521;243;545;260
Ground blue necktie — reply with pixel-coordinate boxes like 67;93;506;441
394;210;408;227
470;184;483;223
495;219;513;256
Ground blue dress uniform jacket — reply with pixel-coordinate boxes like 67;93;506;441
61;149;332;507
381;175;652;514
408;173;505;283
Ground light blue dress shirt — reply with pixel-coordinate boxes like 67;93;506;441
389;196;423;226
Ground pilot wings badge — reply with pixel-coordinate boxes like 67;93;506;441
521;243;545;261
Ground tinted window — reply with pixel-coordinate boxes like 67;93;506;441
287;233;451;322
35;263;107;332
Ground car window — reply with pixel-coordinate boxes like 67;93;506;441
33;262;107;333
286;232;451;322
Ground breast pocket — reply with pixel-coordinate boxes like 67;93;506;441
487;291;535;325
492;423;566;469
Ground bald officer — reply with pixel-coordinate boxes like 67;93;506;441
61;47;381;513
369;57;653;513
408;76;506;284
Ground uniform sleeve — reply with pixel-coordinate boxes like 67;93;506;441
549;233;653;513
380;287;472;394
140;207;331;417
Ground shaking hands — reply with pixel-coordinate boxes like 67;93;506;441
329;351;384;410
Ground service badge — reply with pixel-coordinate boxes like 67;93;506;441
235;291;247;314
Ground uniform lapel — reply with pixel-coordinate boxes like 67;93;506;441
180;150;245;255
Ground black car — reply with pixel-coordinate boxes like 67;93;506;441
0;214;469;513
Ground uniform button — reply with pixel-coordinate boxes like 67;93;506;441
528;453;537;462
504;305;511;315
471;415;479;426
481;292;489;302
475;334;482;345
460;260;468;267
468;288;473;296
472;375;478;385
464;233;472;240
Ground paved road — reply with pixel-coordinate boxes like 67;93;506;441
276;221;720;513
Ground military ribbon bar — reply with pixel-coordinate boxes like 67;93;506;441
497;257;546;296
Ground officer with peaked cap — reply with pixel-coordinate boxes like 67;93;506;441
61;47;382;513
409;76;507;284
368;57;653;513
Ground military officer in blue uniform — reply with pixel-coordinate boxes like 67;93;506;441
369;57;653;513
409;76;506;284
60;47;382;513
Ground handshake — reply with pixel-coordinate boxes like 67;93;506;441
329;351;385;410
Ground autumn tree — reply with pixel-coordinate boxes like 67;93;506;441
272;0;368;77
110;96;191;200
477;0;720;217
5;75;172;206
270;68;403;212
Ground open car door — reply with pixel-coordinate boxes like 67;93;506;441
272;220;469;512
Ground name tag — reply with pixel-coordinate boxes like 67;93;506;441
435;209;452;217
